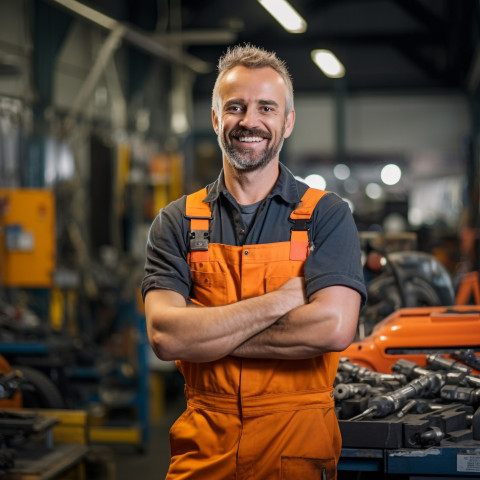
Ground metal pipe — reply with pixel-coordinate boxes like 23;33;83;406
47;0;211;74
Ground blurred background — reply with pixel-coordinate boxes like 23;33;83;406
0;0;479;478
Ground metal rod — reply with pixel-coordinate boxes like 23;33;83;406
47;0;211;74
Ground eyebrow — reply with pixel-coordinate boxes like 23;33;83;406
224;99;244;109
223;99;280;109
258;99;279;108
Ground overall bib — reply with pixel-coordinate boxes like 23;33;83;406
166;187;341;480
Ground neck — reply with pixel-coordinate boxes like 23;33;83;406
223;158;280;205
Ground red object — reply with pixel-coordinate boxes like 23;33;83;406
0;355;22;408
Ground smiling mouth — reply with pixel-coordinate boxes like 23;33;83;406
238;136;264;142
230;129;271;144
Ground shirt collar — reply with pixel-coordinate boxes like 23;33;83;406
204;163;302;205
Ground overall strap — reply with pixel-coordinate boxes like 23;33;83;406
186;187;211;262
289;188;328;261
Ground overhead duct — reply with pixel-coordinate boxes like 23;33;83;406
47;0;212;74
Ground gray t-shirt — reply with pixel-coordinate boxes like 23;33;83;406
238;200;263;235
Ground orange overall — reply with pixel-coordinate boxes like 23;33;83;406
166;187;341;480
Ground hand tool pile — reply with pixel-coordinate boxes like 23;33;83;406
335;352;480;448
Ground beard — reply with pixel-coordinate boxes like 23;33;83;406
218;125;286;172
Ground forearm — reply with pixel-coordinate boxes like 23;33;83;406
145;279;305;362
232;286;361;359
231;308;339;359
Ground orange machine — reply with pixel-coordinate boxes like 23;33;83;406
0;189;55;287
0;355;22;408
342;306;480;374
455;271;480;305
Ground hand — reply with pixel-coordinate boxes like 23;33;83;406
277;277;307;311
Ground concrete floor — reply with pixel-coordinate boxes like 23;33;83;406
118;398;185;480
85;394;186;480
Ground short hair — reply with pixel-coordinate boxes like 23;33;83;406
211;44;294;116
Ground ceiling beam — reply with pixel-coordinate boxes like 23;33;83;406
390;0;447;34
153;30;237;45
46;0;212;74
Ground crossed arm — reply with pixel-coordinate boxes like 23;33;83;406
144;278;361;363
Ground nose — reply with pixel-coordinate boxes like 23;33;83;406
238;107;260;129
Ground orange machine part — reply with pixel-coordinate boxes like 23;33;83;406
0;189;55;287
342;306;480;374
455;271;480;305
0;355;22;408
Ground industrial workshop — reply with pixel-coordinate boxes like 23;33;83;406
1;0;480;479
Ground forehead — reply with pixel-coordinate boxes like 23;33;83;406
219;66;287;105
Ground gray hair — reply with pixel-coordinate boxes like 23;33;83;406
211;44;294;116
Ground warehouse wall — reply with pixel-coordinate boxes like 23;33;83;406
193;93;469;160
1;2;471;166
0;0;32;101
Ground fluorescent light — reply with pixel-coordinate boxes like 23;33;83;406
311;49;345;78
258;0;307;34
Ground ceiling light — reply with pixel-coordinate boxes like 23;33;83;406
334;163;350;180
258;0;307;34
305;174;326;190
311;49;345;78
365;183;383;200
381;163;402;186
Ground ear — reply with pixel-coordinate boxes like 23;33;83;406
283;109;295;138
212;109;219;135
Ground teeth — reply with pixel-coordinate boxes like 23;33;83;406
239;136;263;142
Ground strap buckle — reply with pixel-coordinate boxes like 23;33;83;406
290;219;310;231
190;230;209;251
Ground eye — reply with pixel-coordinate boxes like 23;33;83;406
261;106;273;113
226;105;242;112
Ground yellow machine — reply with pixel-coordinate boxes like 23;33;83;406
0;188;55;287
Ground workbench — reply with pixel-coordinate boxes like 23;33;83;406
2;443;88;480
0;409;89;480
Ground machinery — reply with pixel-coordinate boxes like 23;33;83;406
0;188;150;449
360;249;456;338
0;189;56;287
0;353;64;410
338;305;480;477
343;305;480;375
336;356;480;477
335;357;480;447
0;355;21;409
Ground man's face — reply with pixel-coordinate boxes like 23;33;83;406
212;66;295;172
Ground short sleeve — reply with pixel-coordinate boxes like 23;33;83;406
141;196;191;301
304;193;367;306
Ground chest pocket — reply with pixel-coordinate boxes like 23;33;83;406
190;269;228;306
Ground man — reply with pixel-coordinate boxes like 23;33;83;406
142;44;366;480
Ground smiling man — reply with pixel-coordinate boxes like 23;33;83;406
142;44;367;480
